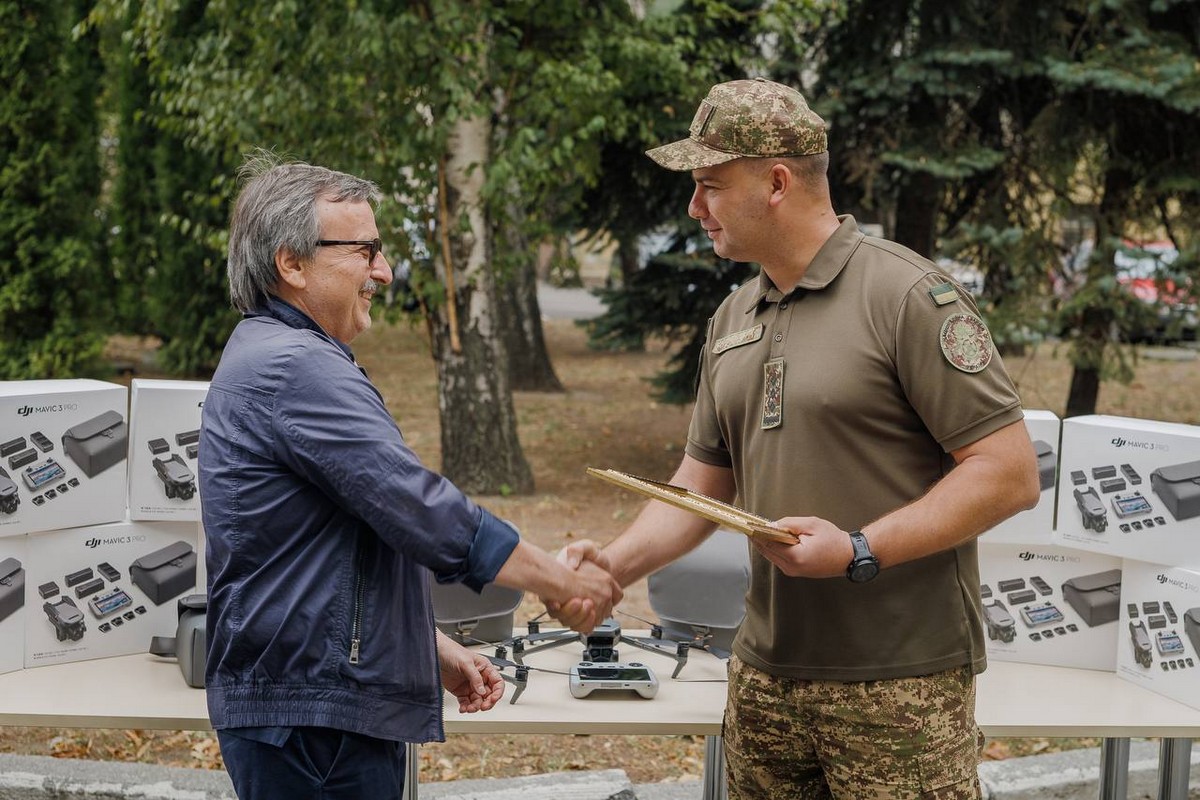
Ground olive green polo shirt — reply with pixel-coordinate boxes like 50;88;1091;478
686;215;1023;681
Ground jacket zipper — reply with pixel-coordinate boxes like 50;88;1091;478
349;548;365;665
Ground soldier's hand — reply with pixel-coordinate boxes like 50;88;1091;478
543;541;622;633
753;516;853;579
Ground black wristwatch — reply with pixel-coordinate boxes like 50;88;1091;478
846;530;880;583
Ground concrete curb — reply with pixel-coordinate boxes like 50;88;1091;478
1;743;1198;799
978;740;1200;799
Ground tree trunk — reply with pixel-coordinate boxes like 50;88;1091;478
430;112;534;494
616;234;640;289
1064;156;1134;417
497;263;565;393
494;205;564;393
893;170;939;258
1065;359;1101;418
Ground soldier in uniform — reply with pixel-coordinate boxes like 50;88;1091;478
556;78;1041;798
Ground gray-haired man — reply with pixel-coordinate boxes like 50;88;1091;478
200;154;621;799
557;78;1039;798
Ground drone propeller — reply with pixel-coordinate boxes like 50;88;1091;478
458;633;571;705
485;654;571;705
614;608;733;674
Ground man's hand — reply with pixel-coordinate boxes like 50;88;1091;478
542;540;621;633
436;632;505;713
752;516;852;579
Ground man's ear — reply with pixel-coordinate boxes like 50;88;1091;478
276;248;306;290
767;163;792;208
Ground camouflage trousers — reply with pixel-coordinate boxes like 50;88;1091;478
723;655;983;800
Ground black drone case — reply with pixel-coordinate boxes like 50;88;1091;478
62;410;128;478
1185;608;1200;656
1150;460;1200;522
129;541;196;606
0;557;25;624
1032;440;1057;492
1061;568;1122;627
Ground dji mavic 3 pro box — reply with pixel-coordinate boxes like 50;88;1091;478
979;410;1061;545
128;380;208;521
0;380;128;537
977;542;1121;671
1116;560;1200;712
1053;415;1200;570
24;518;197;668
0;536;27;675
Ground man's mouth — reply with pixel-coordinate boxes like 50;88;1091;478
359;279;379;301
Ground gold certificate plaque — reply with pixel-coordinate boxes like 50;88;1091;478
586;467;799;545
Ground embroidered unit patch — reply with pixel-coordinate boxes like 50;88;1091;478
713;324;765;354
939;313;993;373
761;358;785;429
929;282;959;306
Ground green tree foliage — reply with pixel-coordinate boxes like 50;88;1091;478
104;0;239;375
815;0;1200;415
0;0;107;379
589;245;755;402
594;0;1199;412
580;0;825;384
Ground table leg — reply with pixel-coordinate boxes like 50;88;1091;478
702;734;728;800
1157;737;1192;800
403;743;420;800
1097;737;1130;800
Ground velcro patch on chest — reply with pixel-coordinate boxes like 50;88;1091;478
713;324;765;354
939;313;993;373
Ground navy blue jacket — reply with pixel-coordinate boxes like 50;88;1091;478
199;299;518;743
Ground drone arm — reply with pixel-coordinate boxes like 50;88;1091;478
622;635;690;678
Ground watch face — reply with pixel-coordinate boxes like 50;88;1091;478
849;560;879;583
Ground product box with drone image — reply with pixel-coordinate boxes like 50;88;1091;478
127;380;209;522
0;380;129;538
977;542;1122;671
1116;560;1200;712
1053;415;1200;570
979;410;1061;545
23;518;198;669
0;536;27;676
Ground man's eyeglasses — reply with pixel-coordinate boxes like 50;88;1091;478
315;238;383;264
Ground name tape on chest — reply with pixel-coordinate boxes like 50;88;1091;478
939;313;993;373
713;324;764;354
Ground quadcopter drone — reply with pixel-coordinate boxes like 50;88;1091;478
446;609;731;705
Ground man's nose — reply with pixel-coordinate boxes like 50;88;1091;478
372;253;393;285
688;188;706;220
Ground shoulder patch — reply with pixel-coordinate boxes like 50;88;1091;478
929;282;959;306
939;313;993;373
713;324;764;354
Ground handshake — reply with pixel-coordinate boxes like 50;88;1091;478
541;540;621;634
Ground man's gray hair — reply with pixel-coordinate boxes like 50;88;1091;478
227;151;382;313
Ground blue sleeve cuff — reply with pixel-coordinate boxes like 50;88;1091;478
434;508;520;592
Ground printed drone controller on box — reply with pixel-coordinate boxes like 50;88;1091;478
1053;415;1200;570
1116;560;1200;712
127;380;209;522
24;519;198;669
0;536;27;676
0;380;129;538
979;410;1060;545
978;542;1121;671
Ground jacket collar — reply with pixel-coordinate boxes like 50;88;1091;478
248;297;356;361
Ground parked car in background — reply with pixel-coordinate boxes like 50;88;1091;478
1057;239;1196;343
936;258;985;297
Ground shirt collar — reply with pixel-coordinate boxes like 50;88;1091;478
741;214;863;313
248;297;357;361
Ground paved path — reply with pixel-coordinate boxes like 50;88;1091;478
3;740;1199;798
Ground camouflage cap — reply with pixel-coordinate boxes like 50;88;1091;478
646;77;827;171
